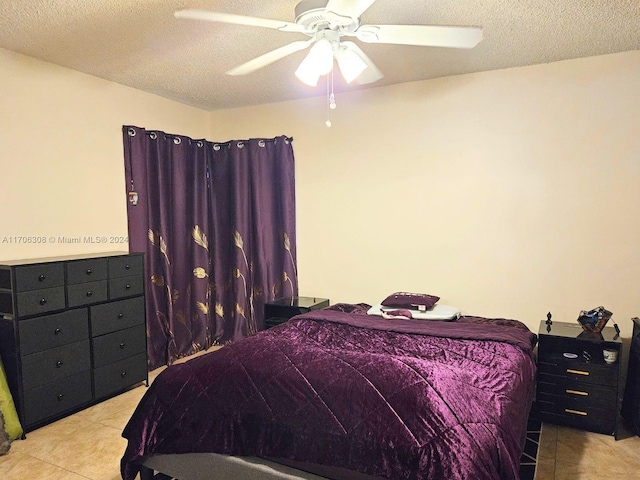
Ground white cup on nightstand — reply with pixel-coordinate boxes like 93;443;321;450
603;349;618;364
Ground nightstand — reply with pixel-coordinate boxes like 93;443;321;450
537;319;622;438
264;296;329;329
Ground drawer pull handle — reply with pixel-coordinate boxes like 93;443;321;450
566;389;588;396
125;264;131;270
38;274;46;282
566;369;589;376
86;269;92;275
118;313;124;319
54;328;62;335
39;298;47;305
86;290;93;297
121;371;127;378
119;342;126;349
125;284;131;290
57;394;64;401
565;408;588;416
56;360;63;368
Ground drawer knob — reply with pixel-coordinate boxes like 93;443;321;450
120;371;127;378
566;389;588;396
54;327;62;335
38;274;46;282
119;342;126;349
39;298;47;306
566;369;589;376
118;313;124;319
57;393;64;401
125;264;131;270
56;360;63;368
125;284;131;290
565;408;588;416
86;290;93;297
86;269;92;275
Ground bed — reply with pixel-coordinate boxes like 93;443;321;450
121;303;537;480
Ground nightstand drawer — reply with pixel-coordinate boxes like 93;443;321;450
109;255;143;278
21;340;91;391
16;287;65;317
109;275;144;300
94;353;147;399
66;258;108;285
90;296;145;336
537;373;616;408
19;309;89;355
92;324;146;368
538;358;616;386
67;280;108;307
14;263;64;292
23;370;92;427
539;403;616;435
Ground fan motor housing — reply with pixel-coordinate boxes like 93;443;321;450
295;0;359;32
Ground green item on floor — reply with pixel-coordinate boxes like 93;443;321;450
0;357;23;441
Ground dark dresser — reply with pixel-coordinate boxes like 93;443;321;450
537;319;622;437
264;296;329;329
0;252;148;432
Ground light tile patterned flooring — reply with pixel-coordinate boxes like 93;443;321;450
2;350;640;479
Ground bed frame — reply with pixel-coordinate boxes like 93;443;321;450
138;453;382;480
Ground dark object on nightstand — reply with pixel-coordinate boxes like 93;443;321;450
622;317;640;435
264;296;329;329
537;318;622;438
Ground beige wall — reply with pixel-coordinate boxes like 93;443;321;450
2;44;639;337
209;50;640;337
0;47;209;260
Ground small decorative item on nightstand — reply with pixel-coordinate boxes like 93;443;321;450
264;296;329;329
537;314;623;439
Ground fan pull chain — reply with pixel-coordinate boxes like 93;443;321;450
326;68;336;127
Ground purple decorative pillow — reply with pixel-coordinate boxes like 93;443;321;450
380;292;440;310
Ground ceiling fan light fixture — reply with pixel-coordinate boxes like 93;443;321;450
295;37;334;86
335;46;367;83
295;58;321;86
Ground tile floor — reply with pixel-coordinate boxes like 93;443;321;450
2;351;640;480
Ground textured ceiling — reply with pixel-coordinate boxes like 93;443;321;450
1;0;638;111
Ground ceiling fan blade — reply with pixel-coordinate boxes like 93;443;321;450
324;0;378;19
174;9;306;33
226;40;314;76
341;42;384;85
356;24;483;48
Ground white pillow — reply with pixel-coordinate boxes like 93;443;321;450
367;304;460;321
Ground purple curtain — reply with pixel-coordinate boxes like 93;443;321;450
123;126;298;370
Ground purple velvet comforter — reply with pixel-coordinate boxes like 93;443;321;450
121;306;536;480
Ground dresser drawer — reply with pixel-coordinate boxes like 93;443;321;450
538;358;616;386
92;324;146;368
537;373;616;409
90;296;144;337
109;275;144;300
66;258;108;285
13;263;64;292
19;309;89;355
94;353;147;399
23;370;92;427
109;255;143;278
539;405;616;435
21;340;91;391
16;286;65;317
67;280;108;308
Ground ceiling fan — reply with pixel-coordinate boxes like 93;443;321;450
175;0;483;87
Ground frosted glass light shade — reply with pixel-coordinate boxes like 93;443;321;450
295;38;334;86
335;47;367;83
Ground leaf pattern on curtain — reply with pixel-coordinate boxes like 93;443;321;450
123;126;297;369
